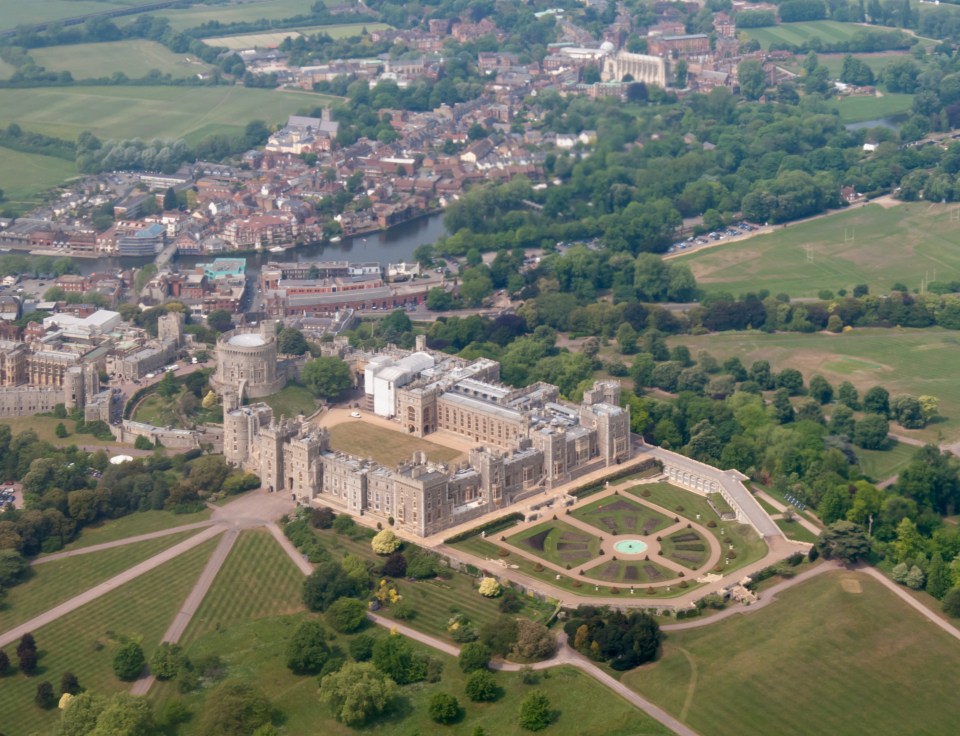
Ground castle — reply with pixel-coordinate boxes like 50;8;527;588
220;340;633;537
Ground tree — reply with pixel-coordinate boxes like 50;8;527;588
429;692;461;724
863;386;890;416
458;642;490;673
518;689;552;731
381;552;407;577
0;549;28;587
372;634;425;684
0;649;8;674
905;565;926;590
303;562;360;612
18;648;37;675
88;694;157;734
277;327;309;355
853;413;889;450
808;375;833;404
815;521;871;563
512;619;556;661
465;669;500;702
319;662;397;727
928;552;950;600
828;404;855;437
891;395;925;429
286;619;332;674
163;187;177;211
311;507;335;529
327;597;367;634
738;59;766;100
35;680;56;709
60;671;80;696
674;58;688;88
943;586;960;617
616;323;638;355
55;422;68;438
134;434;153;451
776;368;804;395
371;529;401;555
112;640;145;681
478;577;501;597
771;388;794;424
200;681;272;736
302;356;352;399
206;309;233;333
58;691;107;736
837;381;860;409
349;634;376;662
156;370;179;399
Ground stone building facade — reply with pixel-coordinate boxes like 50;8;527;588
212;321;285;399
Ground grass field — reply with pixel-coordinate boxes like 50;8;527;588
828;92;914;123
184;530;304;643
155;613;671;736
508;520;601;568
775;517;820;543
668;328;960;442
0;536;218;736
0;0;136;31
260;382;318;419
154;0;322;31
624;570;960;736
745;20;877;49
0;414;126;447
49;507;212;553
206;22;390;48
328;421;463;467
856;441;917;481
0;530;196;633
779;51;912;79
0;86;332;146
0;147;77;215
31;40;214;79
682;203;960;298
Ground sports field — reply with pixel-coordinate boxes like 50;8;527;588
0;85;332;145
745;20;877;49
154;0;321;31
0;148;77;214
206;22;390;49
829;92;914;123
31;40;214;79
682;203;960;298
669;328;960;442
624;570;960;736
0;0;137;31
778;51;912;79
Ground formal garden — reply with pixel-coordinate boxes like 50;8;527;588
570;495;673;537
507;521;601;568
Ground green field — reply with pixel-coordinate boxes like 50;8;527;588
856;441;917;481
49;507;212;553
0;415;125;447
0;0;138;31
328;421;463;467
508;520;601;568
154;0;320;31
668;328;960;443
154;614;672;736
0;86;331;145
745;20;877;49
31;39;214;80
260;382;319;420
779;51;912;79
682;203;960;298
0;531;196;633
0;147;77;214
207;22;391;48
625;570;960;736
775;517;820;543
184;530;304;643
0;536;218;736
828;92;914;123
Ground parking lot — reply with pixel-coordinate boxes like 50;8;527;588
667;222;759;256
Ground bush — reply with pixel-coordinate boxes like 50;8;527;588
518;689;551;731
458;642;491;673
350;634;376;662
327;598;367;634
465;669;500;702
60;671;80;696
429;692;461;724
134;434;152;450
286;620;332;675
151;643;188;681
310;507;335;529
943;586;960;617
332;513;356;534
112;641;145;681
381;552;407;577
406;549;441;579
392;599;417;621
479;577;501;597
35;681;56;709
371;529;401;555
443;513;524;544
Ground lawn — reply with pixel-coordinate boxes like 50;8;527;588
668;328;960;443
0;536;218;736
48;507;212;553
328;420;463;467
0;415;126;448
0;530;197;633
0;86;332;146
775;517;820;543
828;92;914;123
183;530;304;643
624;570;960;736
133;385;221;428
570;495;673;537
585;558;676;585
206;22;391;48
154;613;671;736
0;0;136;31
259;382;318;419
680;202;960;298
0;147;77;215
508;520;601;568
627;483;767;574
744;20;882;49
856;441;917;482
31;40;214;80
778;51;913;79
658;528;710;569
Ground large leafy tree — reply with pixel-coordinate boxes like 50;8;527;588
815;521;871;564
301;357;352;399
319;662;397;727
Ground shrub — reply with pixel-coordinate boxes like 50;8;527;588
311;507;335;529
327;597;367;633
466;669;500;701
35;681;56;709
286;620;332;675
151;643;188;681
332;514;356;535
112;641;145;681
60;671;80;696
349;634;376;662
381;552;407;578
392;600;417;621
533;562;544;572
707;520;717;528
518;689;551;731
458;642;491;673
429;693;461;725
479;577;501;597
498;548;510;557
371;529;401;555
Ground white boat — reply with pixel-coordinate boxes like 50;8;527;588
330;236;342;243
269;246;285;253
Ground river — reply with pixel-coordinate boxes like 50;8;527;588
73;211;449;278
